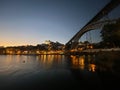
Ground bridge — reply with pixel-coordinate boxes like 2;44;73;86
65;0;120;51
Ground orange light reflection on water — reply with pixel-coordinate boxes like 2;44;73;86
71;55;85;70
88;64;96;72
71;55;96;72
37;55;64;69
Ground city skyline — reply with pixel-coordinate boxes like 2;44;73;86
0;0;120;47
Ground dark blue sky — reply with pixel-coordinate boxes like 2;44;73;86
0;0;119;46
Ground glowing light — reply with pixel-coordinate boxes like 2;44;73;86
88;64;96;72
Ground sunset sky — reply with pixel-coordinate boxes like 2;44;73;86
0;0;120;47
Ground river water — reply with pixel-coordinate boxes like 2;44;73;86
0;54;119;90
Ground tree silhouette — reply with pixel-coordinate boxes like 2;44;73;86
100;18;120;48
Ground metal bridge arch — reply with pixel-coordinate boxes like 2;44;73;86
65;0;120;50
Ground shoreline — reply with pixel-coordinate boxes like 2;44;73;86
0;51;119;56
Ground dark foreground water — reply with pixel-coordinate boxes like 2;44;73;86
0;54;120;90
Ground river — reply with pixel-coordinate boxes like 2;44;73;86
0;54;119;90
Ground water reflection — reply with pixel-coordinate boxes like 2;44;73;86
0;55;39;76
70;55;96;72
0;54;120;89
36;55;66;69
0;55;66;76
71;55;85;70
88;64;96;72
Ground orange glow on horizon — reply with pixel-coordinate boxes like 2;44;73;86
0;43;37;47
0;37;40;47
